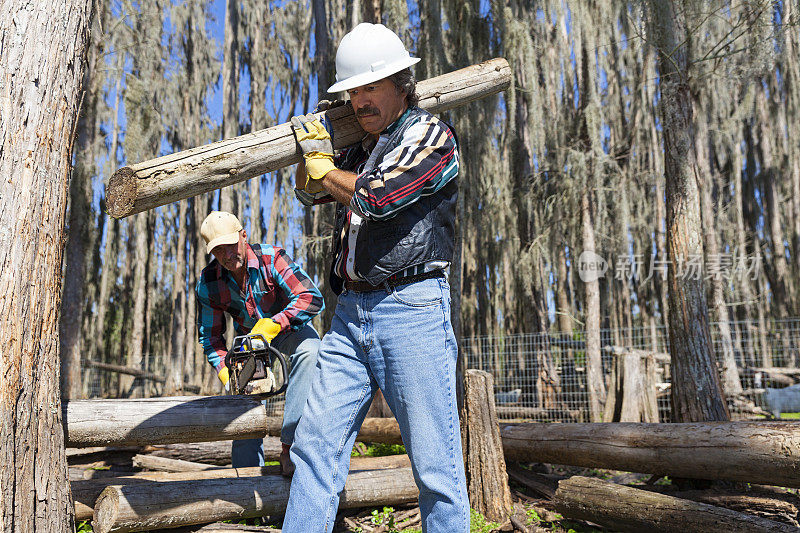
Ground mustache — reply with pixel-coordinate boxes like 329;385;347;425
356;106;380;118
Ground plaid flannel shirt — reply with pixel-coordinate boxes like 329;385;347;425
195;244;324;373
295;108;458;281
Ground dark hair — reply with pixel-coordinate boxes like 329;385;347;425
388;68;419;107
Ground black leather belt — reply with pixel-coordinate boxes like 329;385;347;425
343;270;444;293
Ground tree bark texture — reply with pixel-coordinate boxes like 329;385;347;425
63;396;267;447
554;476;796;533
647;0;730;422
92;467;418;533
464;370;513;522
501;421;800;488
106;58;512;218
0;0;94;529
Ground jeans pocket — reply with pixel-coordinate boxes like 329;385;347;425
390;280;443;307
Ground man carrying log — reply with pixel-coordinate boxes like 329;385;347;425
196;211;323;476
283;23;469;532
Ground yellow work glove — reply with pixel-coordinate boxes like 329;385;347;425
251;318;282;344
218;366;230;391
291;114;336;184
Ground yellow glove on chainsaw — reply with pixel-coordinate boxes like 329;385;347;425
251;318;282;344
291;114;336;185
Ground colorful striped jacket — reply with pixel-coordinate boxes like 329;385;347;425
195;244;324;373
296;107;459;285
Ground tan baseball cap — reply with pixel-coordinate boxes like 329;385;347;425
200;211;243;253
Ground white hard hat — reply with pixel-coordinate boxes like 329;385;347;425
327;23;420;93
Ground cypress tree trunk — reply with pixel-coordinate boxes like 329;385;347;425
220;0;239;213
125;212;150;396
696;118;742;395
731;129;758;367
91;55;124;380
168;200;187;393
0;0;94;528
756;90;791;318
582;190;606;421
647;0;730;422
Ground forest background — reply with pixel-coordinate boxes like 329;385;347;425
58;0;800;402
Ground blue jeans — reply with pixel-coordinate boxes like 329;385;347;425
283;277;469;532
231;323;321;468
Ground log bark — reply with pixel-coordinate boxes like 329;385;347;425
131;454;221;473
264;416;404;445
63;396;267;447
145;439;282;465
603;348;660;423
73;455;410;521
501;421;800;488
661;487;800;527
91;466;418;532
106;58;512;218
464;369;513;521
505;463;558;500
0;0;94;529
554;476;796;533
86;360;167;383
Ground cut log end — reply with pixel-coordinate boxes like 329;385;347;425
93;486;121;533
106;166;137;218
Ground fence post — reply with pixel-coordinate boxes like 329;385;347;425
464;369;513;522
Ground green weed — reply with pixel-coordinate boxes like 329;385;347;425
371;506;395;527
351;443;406;457
469;508;501;533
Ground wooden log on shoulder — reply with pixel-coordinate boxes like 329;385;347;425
64;396;267;447
73;455;411;522
553;476;797;533
501;421;800;488
91;466;418;533
464;369;513;521
106;58;511;218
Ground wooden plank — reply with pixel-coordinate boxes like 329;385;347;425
106;58;511;218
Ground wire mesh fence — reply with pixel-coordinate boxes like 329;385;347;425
82;318;800;424
465;318;800;422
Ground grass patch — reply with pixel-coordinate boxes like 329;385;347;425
351;442;406;457
778;412;800;419
470;508;501;533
